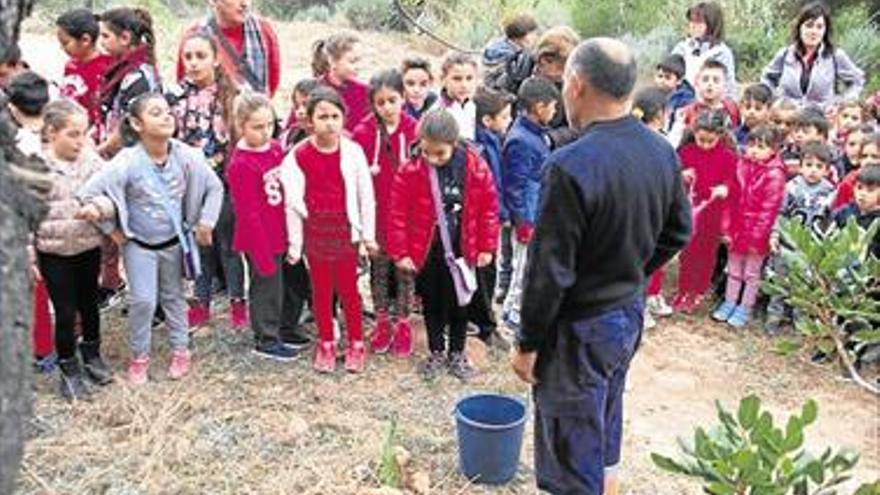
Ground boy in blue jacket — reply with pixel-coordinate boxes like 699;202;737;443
473;85;515;301
472;85;514;345
654;54;694;134
501;76;559;330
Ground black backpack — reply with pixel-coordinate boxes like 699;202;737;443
483;48;535;95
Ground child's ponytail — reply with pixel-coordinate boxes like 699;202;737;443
311;34;359;78
311;39;330;78
100;7;156;64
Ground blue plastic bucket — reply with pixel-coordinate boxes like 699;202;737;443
454;393;527;484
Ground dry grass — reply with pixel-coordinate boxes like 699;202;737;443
16;298;880;495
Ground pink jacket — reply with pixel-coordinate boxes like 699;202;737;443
34;150;108;256
729;155;787;256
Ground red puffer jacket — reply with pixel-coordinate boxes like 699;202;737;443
387;145;500;269
730;154;787;256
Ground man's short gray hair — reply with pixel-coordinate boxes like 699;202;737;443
567;38;637;100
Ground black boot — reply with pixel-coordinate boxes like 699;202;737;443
79;340;113;386
58;358;93;402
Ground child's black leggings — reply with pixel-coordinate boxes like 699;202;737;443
37;248;101;360
417;239;469;355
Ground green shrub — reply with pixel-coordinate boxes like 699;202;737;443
259;0;334;21
623;25;679;81
764;218;880;394
727;22;789;83
836;6;880;93
293;4;334;23
652;395;864;495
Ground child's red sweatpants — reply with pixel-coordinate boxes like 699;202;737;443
646;267;665;297
677;216;723;298
32;278;54;358
308;257;363;344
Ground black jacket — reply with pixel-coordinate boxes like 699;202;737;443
518;116;692;352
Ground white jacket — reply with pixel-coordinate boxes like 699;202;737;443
280;137;376;257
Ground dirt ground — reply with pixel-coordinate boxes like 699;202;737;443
15;304;880;494
13;17;880;495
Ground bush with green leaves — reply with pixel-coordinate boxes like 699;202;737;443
764;217;880;395
836;6;880;93
652;395;865;495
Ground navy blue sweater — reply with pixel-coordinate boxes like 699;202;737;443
503;115;551;227
518;116;692;352
475;125;509;222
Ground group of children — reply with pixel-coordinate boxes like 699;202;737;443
3;4;878;402
4;7;561;401
633;51;880;333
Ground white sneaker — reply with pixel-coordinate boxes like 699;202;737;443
646;295;673;317
644;309;657;330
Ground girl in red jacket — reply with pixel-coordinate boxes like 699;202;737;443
388;110;499;381
353;69;419;358
311;33;370;133
712;126;787;327
673;109;738;313
227;93;298;362
284;86;377;374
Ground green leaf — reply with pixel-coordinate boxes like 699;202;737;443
805;459;824;484
829;450;860;472
707;481;736;495
800;399;818;426
816;339;836;357
854;481;880;495
651;453;689;474
773;338;802;356
852;329;880;345
738;395;760;430
784;416;804;452
695;427;717;460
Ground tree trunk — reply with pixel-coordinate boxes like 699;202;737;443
0;1;46;493
0;0;35;47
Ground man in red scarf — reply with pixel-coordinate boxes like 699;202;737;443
176;0;281;97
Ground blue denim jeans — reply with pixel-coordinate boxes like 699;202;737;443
533;296;644;494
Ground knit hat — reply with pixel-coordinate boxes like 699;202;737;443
656;54;686;80
7;71;49;117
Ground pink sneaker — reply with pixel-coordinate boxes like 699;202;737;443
167;349;191;380
314;341;336;373
345;341;366;373
187;303;210;329
390;318;413;358
128;355;150;385
230;299;249;331
370;312;393;353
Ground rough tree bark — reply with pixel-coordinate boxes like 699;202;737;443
0;0;49;493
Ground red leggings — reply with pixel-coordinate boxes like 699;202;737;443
646;267;665;297
32;278;54;358
308;257;363;344
677;229;721;298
